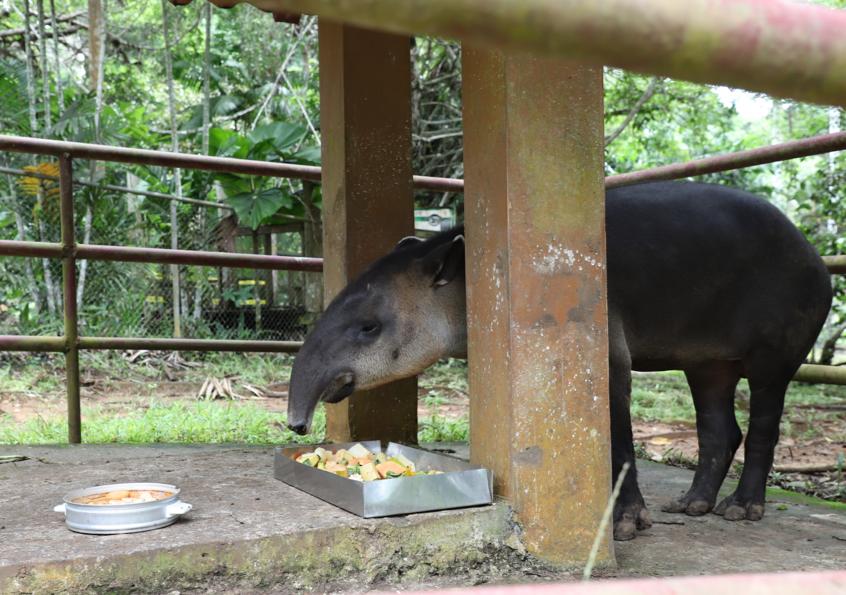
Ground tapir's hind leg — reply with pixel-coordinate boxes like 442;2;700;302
714;368;791;521
610;319;652;541
663;361;742;516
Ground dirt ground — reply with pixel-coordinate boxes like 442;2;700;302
1;357;844;502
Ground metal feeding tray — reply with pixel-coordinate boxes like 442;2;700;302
274;441;493;517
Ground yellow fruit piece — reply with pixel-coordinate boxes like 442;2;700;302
359;462;379;482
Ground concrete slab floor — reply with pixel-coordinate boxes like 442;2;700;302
0;444;843;594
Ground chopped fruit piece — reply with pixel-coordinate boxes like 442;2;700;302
293;444;443;481
324;461;348;477
359;462;379;482
347;443;371;458
376;461;407;479
391;453;415;471
296;453;320;467
334;449;353;465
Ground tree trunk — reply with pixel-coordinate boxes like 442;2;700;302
301;181;323;314
252;231;262;332
202;2;211;156
192;1;212;324
15;210;42;315
36;0;51;130
76;205;93;305
23;0;38;136
161;0;182;338
23;0;58;316
49;0;64;114
818;321;846;366
87;0;104;95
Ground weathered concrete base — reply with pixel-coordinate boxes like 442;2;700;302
0;445;528;594
1;444;844;593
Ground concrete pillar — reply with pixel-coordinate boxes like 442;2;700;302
319;21;417;444
463;47;613;566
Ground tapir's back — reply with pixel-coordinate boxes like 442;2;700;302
605;181;831;368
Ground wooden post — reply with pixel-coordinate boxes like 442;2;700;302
463;47;613;567
318;21;417;443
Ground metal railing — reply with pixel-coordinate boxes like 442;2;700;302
2;127;846;442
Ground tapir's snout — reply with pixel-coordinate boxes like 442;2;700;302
287;422;308;436
287;333;358;434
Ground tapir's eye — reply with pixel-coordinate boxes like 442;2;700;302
360;322;381;337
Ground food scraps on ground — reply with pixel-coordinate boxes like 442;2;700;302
72;489;174;505
295;443;443;481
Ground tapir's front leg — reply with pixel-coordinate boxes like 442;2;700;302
609;320;651;541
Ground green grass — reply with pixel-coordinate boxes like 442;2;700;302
0;399;469;446
630;370;845;440
0;354;840;445
0;401;325;445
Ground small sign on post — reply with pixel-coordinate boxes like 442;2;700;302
414;208;455;233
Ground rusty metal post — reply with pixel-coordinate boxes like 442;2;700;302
463;48;613;566
58;154;81;443
319;21;417;444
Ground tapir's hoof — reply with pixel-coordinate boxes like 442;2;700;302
714;495;765;521
662;495;713;516
614;518;637;541
613;503;652;541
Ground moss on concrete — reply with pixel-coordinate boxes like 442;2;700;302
5;503;536;594
765;487;846;511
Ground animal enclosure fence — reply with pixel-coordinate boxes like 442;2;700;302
1;128;845;443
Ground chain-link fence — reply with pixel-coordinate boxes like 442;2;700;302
0;156;322;342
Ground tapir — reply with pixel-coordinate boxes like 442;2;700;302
286;180;832;541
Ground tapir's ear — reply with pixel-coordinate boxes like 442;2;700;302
429;234;465;288
395;235;424;251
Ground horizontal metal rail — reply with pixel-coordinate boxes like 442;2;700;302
3;333;840;384
0;134;460;193
0;335;301;353
0;165;235;211
792;364;846;386
823;256;846;275
8;130;846;197
606;131;846;189
2;240;842;276
0;241;322;270
78;337;302;353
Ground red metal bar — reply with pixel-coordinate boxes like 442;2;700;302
58;154;82;443
606;131;846;188
78;337;302;353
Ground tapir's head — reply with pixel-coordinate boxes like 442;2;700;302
286;228;467;434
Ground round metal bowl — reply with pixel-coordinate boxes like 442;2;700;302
53;482;192;535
